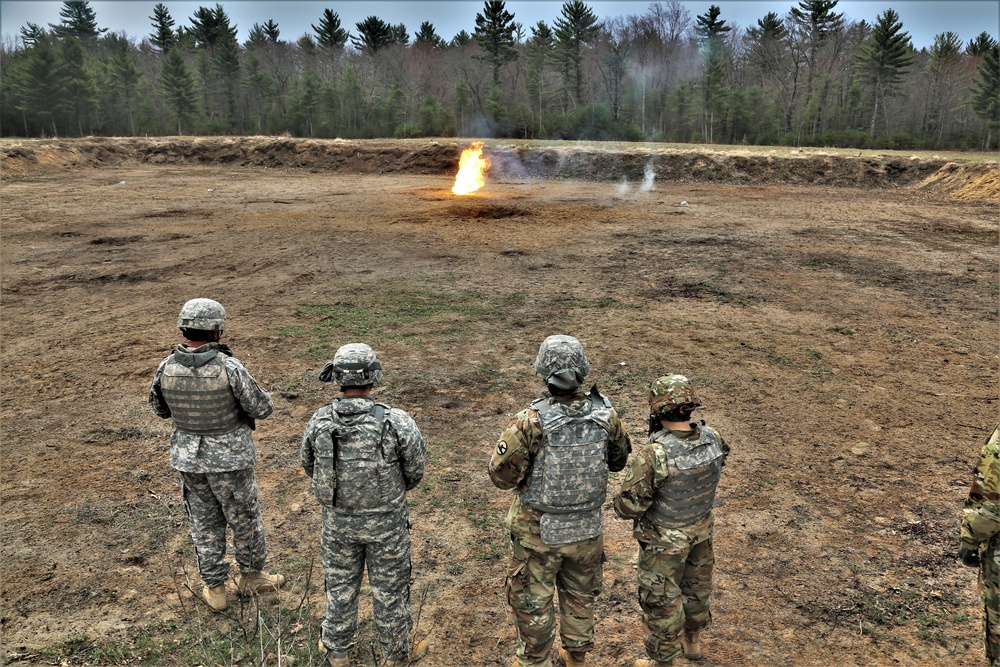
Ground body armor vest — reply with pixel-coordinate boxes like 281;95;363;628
519;392;613;544
161;352;242;436
646;426;725;529
326;400;405;514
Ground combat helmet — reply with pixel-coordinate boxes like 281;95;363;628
177;298;226;331
320;343;383;387
648;374;702;417
534;335;590;390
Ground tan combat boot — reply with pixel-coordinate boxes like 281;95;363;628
385;637;430;666
559;647;586;667
683;631;703;660
235;570;285;594
318;637;350;667
201;583;227;612
633;659;673;667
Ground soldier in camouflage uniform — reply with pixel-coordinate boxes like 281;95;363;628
149;298;283;612
613;375;729;667
301;344;426;667
960;424;1000;667
490;335;631;667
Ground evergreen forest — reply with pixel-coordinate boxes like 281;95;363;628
2;0;998;149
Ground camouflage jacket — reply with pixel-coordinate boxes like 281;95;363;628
149;343;273;473
613;423;729;545
962;424;1000;552
489;389;631;545
301;396;426;514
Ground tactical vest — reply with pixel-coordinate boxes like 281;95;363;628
646;426;725;529
519;392;613;545
160;352;242;436
324;400;405;514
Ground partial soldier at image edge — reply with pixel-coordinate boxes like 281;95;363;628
960;423;1000;667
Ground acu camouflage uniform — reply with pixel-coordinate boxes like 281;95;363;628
301;395;426;662
961;424;1000;667
490;388;631;667
613;376;729;665
149;342;275;588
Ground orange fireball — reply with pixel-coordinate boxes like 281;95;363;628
452;142;490;195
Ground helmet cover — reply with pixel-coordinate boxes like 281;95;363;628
648;374;702;416
177;298;226;331
534;335;589;390
325;343;383;387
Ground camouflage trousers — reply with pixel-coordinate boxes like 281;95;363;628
637;530;714;663
981;547;1000;666
179;469;267;588
319;507;413;661
506;530;604;666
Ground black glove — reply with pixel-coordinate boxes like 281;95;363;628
959;545;981;568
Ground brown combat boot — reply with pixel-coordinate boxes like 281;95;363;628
559;646;586;667
235;570;285;594
683;631;703;660
201;583;227;612
633;659;674;667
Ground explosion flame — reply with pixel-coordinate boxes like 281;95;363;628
452;142;490;195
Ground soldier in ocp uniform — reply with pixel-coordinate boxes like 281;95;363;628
490;335;632;667
301;344;427;667
149;298;284;612
960;423;1000;667
613;375;729;667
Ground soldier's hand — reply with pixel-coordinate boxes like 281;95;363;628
959;545;981;568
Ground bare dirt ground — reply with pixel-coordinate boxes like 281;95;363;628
1;138;998;667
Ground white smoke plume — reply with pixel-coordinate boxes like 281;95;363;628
640;160;656;192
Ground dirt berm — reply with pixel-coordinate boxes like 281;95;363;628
2;136;997;200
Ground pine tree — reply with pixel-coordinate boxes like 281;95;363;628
50;1;106;46
312;9;349;49
970;43;1000;148
695;4;730;142
149;3;176;52
414;22;445;49
352;16;393;52
526;21;555;135
450;31;474;48
19;23;46;47
389;23;409;46
967;32;999;57
474;0;518;85
160;48;198;134
14;36;66;136
99;33;142;135
855;8;914;137
553;0;600;106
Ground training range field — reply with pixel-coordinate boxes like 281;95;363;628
1;138;997;666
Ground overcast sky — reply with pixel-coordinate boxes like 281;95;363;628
1;1;997;50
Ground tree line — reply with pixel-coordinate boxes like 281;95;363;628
2;0;998;149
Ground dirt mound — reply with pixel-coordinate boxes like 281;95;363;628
3;137;996;199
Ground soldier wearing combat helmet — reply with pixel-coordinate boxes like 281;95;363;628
302;343;427;667
614;374;730;667
149;298;283;612
490;335;632;667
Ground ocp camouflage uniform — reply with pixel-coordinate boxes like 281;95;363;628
961;424;1000;667
301;396;426;662
490;389;631;667
613;422;729;664
149;342;274;587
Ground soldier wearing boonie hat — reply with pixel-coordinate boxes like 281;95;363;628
614;374;730;667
